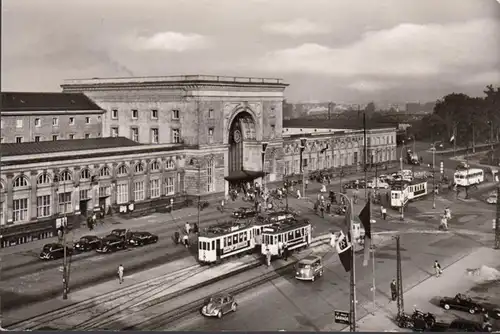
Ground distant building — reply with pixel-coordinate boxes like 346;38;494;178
405;102;435;114
0;92;104;143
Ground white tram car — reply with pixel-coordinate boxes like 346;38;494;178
253;211;296;248
390;179;428;208
261;219;312;257
198;221;255;264
453;168;484;187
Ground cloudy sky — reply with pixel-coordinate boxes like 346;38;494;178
2;0;500;103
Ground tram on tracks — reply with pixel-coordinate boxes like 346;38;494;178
261;218;312;257
253;211;296;251
390;179;428;208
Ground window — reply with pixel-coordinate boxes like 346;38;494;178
100;166;111;177
172;109;180;120
0;137;3;143
284;161;291;175
99;186;111;197
117;183;129;204
131;128;139;142
134;181;145;201
208;128;214;144
111;109;118;119
111;127;119;137
151;109;158;119
80;189;90;200
69;134;75;140
13;176;29;188
150;179;160;198
16;119;23;128
37;195;51;218
151;128;159;144
52;117;58;126
117;164;128;176
85;134;90;139
165;159;175;169
15;137;23;143
98;132;101;137
13;198;28;222
35;118;41;127
165;176;175;195
37;173;51;185
134;163;144;173
85;117;90;124
80;168;91;180
132;109;138;119
52;135;58;141
58;192;72;214
270;125;276;138
208;108;214;119
207;159;215;192
69;117;75;125
172;129;180;143
150;160;160;171
59;170;72;182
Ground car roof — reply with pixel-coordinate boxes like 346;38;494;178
112;229;126;232
299;255;321;264
104;234;121;239
211;293;231;299
44;243;62;247
81;235;98;239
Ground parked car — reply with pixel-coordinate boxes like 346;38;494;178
128;231;159;246
96;235;127;253
110;229;127;238
367;178;390;189
487;194;498;204
39;243;73;260
445;319;488;332
232;207;258;219
295;255;323;282
74;235;101;252
201;293;238;318
440;293;483;314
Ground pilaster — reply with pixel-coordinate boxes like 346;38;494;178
145;159;151;200
6;173;13;224
30;171;38;220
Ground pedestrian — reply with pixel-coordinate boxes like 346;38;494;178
390;278;397;301
174;231;180;245
382;207;387;220
192;222;199;234
185;222;191;234
305;179;309;190
283;242;288;261
266;248;271;267
182;234;189;247
278;240;283;257
220;199;225;212
296;189;301;199
320;205;325;218
380;205;384;216
433;260;442;277
118;264;124;284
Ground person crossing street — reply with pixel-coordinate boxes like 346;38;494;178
434;260;442;277
390;278;397;301
117;264;124;284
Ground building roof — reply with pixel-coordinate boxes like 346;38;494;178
0;137;140;157
283;118;397;130
1;92;103;112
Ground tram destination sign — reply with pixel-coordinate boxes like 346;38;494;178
334;310;350;325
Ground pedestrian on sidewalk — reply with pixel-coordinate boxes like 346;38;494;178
305;179;309;190
278;240;283;257
382;207;387;220
265;248;271;267
283;242;289;261
118;264;124;284
220;199;225;212
185;222;191;234
182;234;189;248
296;189;301;199
433;260;442;277
390;278;397;301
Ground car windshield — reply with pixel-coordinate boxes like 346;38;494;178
297;263;311;269
79;238;89;243
43;245;53;251
209;297;223;304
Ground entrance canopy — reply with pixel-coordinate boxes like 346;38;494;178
224;170;266;182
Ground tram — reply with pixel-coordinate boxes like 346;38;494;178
390;179;428;208
453;168;484;187
261;218;312;257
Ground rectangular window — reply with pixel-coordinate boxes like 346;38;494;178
85;133;90;139
85;116;90;124
131;127;139;142
151;109;158;119
208;127;214;144
132;109;138;119
172;129;180;143
69;117;75;125
69;134;75;140
58;192;72;214
35;118;41;127
172;109;180;120
150;179;161;198
270;125;276;139
16;119;23;128
111;127;119;137
165;176;175;195
52;135;59;141
208;108;214;119
79;189;90;200
99;186;111;197
151;128;159;144
15;137;23;143
36;195;51;218
13;198;29;222
134;181;145;201
112;109;118;119
34;136;41;142
52;117;59;126
117;183;129;204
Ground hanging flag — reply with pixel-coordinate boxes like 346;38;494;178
336;230;352;272
359;200;371;266
343;200;352;234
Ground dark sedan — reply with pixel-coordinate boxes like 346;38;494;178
440;293;483;314
110;229;127;238
74;235;101;252
128;231;159;247
96;235;127;253
233;207;258;219
39;243;73;260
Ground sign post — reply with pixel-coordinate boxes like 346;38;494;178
334;310;351;325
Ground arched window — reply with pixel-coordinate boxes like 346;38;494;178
150;160;160;172
13;175;29;189
165;159;175;169
37;173;51;185
134;163;144;173
117;164;128;176
60;170;73;182
0;181;5;192
206;159;215;192
100;166;111;177
80;168;91;180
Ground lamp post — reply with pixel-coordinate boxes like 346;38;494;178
431;145;436;209
261;142;269;191
399;140;405;172
54;174;70;300
299;138;307;198
465;143;470;200
189;158;202;227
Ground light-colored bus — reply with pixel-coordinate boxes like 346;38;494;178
453;168;484;187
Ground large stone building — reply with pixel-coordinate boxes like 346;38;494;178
0;92;104;143
0;75;397;246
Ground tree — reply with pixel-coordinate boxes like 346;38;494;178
364;102;376;114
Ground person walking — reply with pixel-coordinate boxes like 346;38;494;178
118;264;124;284
433;260;442;277
220;199;225;212
278;240;283;258
283;242;289;261
185;222;191;234
182;234;189;248
390;278;397;301
382;206;387;220
265;248;271;267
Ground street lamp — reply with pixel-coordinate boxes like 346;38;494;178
54;174;70;300
400;140;405;172
261;142;269;191
431;144;436;209
299;138;307;198
189;158;202;227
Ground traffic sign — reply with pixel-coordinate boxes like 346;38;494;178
334;310;350;325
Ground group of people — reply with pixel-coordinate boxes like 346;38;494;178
439;207;452;230
263;241;290;267
173;222;199;247
389;260;443;301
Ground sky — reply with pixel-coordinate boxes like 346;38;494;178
2;0;500;104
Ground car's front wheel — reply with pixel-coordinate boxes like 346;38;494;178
231;303;237;312
443;304;450;310
217;311;222;318
469;308;476;314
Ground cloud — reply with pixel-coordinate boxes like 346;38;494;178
134;31;210;52
348;80;395;92
258;19;500;83
261;18;331;37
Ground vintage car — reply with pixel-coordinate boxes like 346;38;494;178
445;319;488;332
128;231;159;246
201;293;238;318
110;229;128;238
74;235;101;252
232;207;258;219
39;243;73;260
440;293;483;314
96;235;127;253
366;178;390;189
295;255;324;281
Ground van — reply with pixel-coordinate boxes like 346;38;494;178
295;255;323;282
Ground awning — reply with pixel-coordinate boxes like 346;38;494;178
224;170;266;182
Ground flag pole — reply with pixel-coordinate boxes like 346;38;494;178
349;196;357;332
363;113;368;200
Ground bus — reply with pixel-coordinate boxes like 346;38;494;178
453;168;484;187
